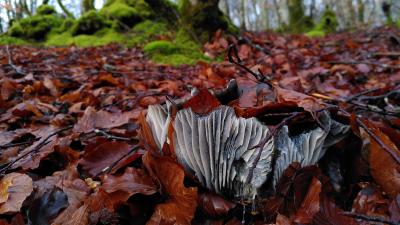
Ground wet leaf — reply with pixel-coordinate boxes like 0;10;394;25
0;173;33;214
197;191;236;217
143;152;198;225
28;187;68;225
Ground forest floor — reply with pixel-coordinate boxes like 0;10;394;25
0;27;399;225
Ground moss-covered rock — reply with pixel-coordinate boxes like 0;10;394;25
143;29;210;65
46;28;124;47
9;14;63;40
101;3;143;29
0;35;28;45
36;4;57;15
72;10;110;35
143;40;178;54
127;20;169;46
306;9;338;37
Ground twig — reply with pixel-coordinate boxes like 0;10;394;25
94;129;133;142
5;45;26;75
341;212;398;225
373;52;400;57
356;118;400;164
0;137;41;150
345;87;382;102
101;145;140;175
0;125;73;175
327;60;400;69
228;44;272;87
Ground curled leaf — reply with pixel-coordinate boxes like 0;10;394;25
143;152;197;225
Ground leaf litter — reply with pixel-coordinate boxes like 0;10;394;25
0;27;400;224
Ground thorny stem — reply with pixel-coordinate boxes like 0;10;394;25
0;125;73;175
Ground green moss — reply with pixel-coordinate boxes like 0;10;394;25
143;30;210;66
125;20;170;47
305;30;325;37
0;36;28;45
72;10;110;35
36;4;57;15
47;28;124;47
101;3;143;29
143;40;178;54
306;9;338;37
9;14;63;40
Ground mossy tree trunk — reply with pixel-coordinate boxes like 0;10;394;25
82;0;95;13
57;0;74;18
180;0;235;42
288;0;305;33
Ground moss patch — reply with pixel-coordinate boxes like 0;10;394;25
72;10;110;35
46;28;124;47
36;4;57;15
126;20;170;46
0;36;28;45
9;14;63;40
306;9;338;37
143;30;210;66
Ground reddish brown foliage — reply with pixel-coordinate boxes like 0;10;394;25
0;27;400;224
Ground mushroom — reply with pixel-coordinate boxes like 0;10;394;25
145;104;349;201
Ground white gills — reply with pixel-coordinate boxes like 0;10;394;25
145;105;349;201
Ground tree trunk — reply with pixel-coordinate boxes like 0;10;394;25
57;0;74;18
357;0;364;24
82;0;95;13
180;0;235;42
240;0;246;29
272;0;282;27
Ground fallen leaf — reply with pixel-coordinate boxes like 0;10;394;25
28;187;69;225
0;173;33;214
182;88;220;115
197;191;236;217
101;167;157;204
143;152;198;225
78;137;135;177
293;177;321;224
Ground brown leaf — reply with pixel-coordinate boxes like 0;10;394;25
364;122;400;198
101;167;157;204
78;137;134;177
275;214;291;225
197;191;236;217
0;173;33;214
293;177;321;224
389;194;400;223
143;152;198;225
275;87;325;112
182;88;220;115
313;196;357;225
73;107;136;133
352;183;390;220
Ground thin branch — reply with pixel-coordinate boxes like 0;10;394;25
356;118;400;164
0;125;73;175
0;137;40;150
326;60;400;69
5;45;26;76
94;129;133;142
341;212;398;225
228;44;272;87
